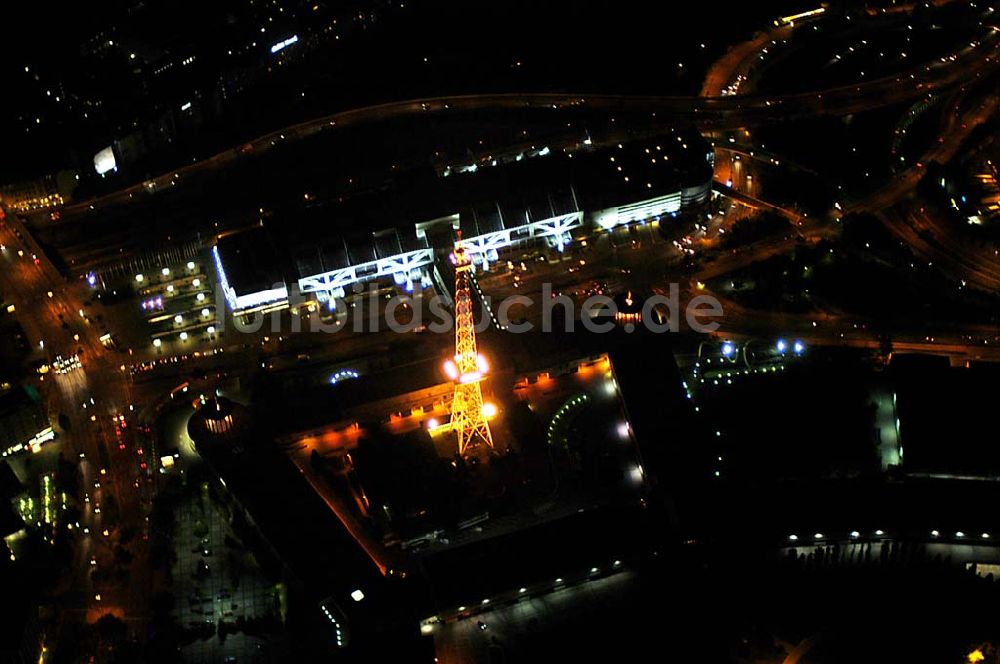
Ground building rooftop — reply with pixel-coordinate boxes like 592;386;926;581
188;405;415;648
216;129;711;296
289;222;431;285
573;127;714;210
214;225;286;297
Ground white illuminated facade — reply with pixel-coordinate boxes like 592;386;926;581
93;146;117;176
592;192;683;230
458;211;584;262
298;247;434;296
295;210;585;299
270;35;299;54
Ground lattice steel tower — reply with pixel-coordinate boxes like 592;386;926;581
446;240;495;457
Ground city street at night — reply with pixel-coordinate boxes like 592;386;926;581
1;1;999;662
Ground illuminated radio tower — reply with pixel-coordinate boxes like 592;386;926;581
444;239;495;457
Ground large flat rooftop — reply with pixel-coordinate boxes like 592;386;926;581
214;129;712;297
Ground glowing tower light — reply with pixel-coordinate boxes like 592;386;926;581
446;238;495;456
